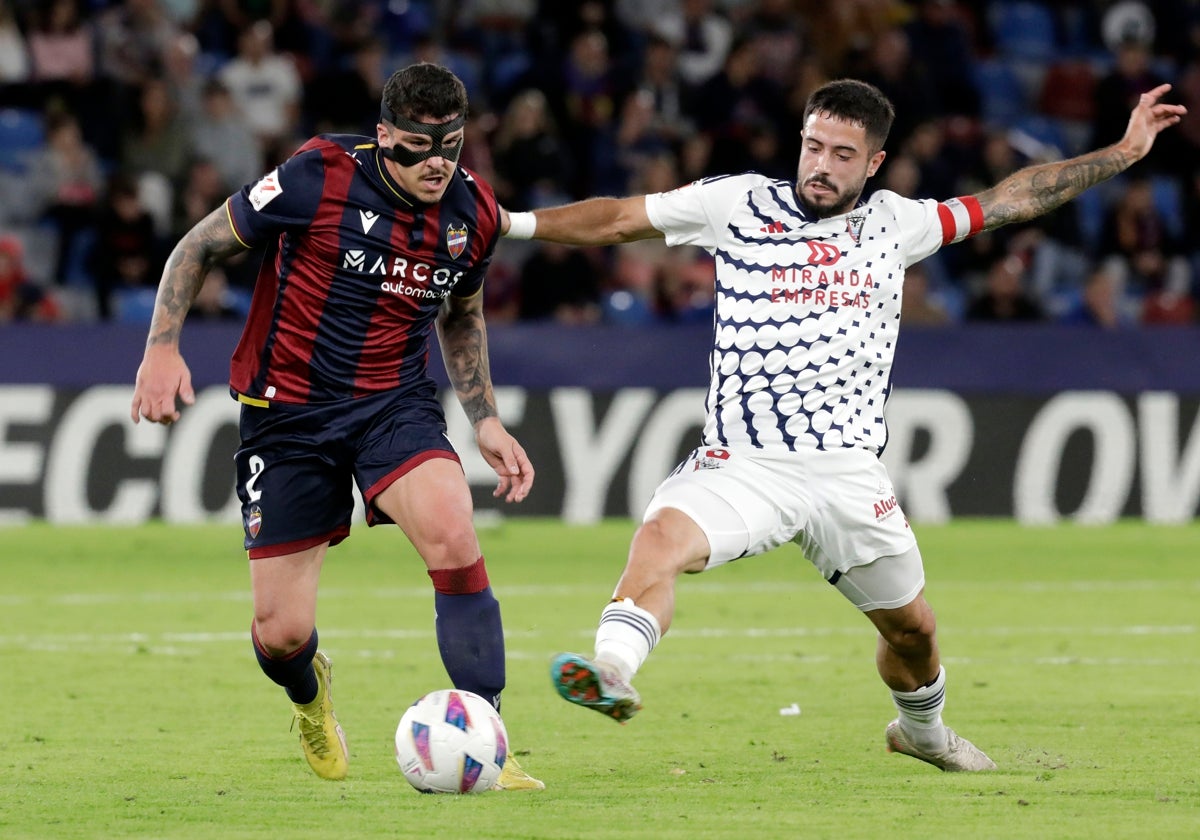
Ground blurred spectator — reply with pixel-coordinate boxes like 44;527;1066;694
1099;176;1190;299
903;0;980;117
1140;280;1197;325
492;88;573;211
653;0;734;90
190;78;263;193
28;110;105;286
877;152;920;198
690;34;786;177
0;1;30;88
95;0;181;156
517;241;602;323
219;20;303;165
26;0;92;83
630;148;683;194
549;28;628;197
900;262;950;326
796;0;905;76
172;157;228;239
89;173;165;320
963;253;1046;322
206;0;313;60
612;89;679;192
120;77;194;190
741;0;807;87
653;246;715;324
23;0;96;121
630;34;694;146
161;31;206;125
604;238;667;324
1058;264;1136;328
1091;33;1174;173
0;234;62;322
901;120;958;198
859;26;939;151
188;267;246;321
304;36;385;136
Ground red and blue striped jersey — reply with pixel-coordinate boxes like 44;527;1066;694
224;134;500;404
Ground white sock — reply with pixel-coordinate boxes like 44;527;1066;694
594;598;661;679
891;665;948;753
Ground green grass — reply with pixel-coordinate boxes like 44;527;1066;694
2;520;1198;839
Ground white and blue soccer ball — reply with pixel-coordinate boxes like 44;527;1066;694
394;689;508;794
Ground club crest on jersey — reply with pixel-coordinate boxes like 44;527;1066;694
247;504;263;539
846;211;865;243
446;223;468;259
692;448;731;471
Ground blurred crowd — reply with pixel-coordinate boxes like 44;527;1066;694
1;0;1199;329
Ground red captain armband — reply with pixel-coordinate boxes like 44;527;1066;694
936;195;984;245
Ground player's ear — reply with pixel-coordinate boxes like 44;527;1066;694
376;122;390;147
867;149;886;178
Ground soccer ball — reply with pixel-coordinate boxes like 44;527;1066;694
394;689;508;794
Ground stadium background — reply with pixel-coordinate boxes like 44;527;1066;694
0;0;1197;526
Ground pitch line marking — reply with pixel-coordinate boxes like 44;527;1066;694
2;578;1197;608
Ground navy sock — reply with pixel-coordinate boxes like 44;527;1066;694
252;624;319;705
434;587;506;712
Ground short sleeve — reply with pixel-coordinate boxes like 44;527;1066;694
226;146;325;247
645;174;763;250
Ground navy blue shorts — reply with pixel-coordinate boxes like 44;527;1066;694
234;382;459;558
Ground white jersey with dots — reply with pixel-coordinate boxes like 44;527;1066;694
645;173;969;453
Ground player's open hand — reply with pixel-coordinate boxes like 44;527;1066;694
474;416;534;503
130;345;195;425
1121;84;1186;161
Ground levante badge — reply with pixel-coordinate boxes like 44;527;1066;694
446;224;468;259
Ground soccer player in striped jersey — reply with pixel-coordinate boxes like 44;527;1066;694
131;63;544;789
507;79;1183;771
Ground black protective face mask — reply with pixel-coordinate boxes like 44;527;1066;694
379;103;465;166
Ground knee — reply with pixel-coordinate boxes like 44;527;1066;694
253;614;313;658
418;518;482;570
631;513;707;573
880;609;937;658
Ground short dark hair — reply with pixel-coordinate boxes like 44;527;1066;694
802;79;895;152
382;62;469;123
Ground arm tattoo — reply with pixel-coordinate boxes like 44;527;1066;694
437;292;499;426
146;205;247;348
977;145;1133;231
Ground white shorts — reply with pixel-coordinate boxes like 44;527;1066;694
644;445;921;607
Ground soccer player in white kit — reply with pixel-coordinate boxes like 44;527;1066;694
503;79;1183;771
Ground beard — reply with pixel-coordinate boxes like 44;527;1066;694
801;180;857;218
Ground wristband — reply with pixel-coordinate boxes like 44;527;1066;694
506;211;537;240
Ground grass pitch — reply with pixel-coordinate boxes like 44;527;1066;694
2;519;1198;839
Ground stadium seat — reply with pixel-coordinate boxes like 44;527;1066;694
1011;114;1068;157
602;290;655;325
973;59;1028;125
1150;175;1184;241
113;288;158;324
1072;184;1109;254
988;1;1059;63
1037;59;1097;122
0;108;45;174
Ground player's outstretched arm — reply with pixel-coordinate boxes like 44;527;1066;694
500;195;664;245
436;288;534;502
973;84;1185;232
130;204;248;425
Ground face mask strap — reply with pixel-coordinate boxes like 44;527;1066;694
379;106;466;165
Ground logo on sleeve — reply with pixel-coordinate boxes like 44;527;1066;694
446;223;468;259
248;169;283;211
